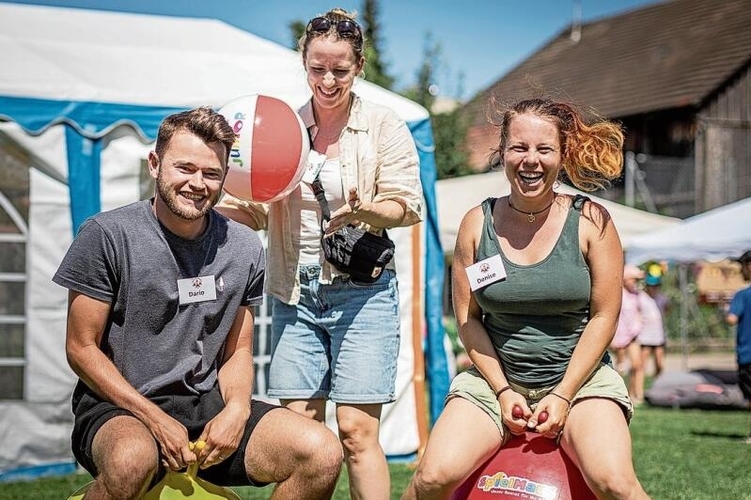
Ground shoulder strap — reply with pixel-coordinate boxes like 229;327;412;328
308;126;333;222
572;194;590;211
311;176;331;221
483;197;497;214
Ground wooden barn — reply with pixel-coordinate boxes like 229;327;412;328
463;0;751;217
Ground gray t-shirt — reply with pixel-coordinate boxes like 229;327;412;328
53;200;265;396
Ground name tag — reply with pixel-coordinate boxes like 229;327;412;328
465;254;507;291
177;275;217;305
302;150;327;184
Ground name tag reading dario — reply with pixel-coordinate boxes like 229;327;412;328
465;254;507;291
177;275;217;305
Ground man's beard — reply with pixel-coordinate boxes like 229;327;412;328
156;169;219;221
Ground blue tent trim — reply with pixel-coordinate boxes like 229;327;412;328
1;95;450;431
408;118;450;424
0;461;78;483
0;95;180;140
0;96;184;232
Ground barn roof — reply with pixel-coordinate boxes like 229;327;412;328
466;0;751;123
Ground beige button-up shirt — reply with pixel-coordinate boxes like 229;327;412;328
218;94;423;304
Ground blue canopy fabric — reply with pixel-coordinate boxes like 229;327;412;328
1;94;450;425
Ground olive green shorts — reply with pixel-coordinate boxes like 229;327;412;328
446;362;633;438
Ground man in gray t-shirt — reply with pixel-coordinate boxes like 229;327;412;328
53;107;342;499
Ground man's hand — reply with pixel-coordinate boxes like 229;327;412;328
147;412;194;471
194;402;249;468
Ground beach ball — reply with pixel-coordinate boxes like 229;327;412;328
219;94;309;203
450;431;596;500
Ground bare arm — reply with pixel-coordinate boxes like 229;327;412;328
325;188;406;235
553;201;624;401
452;206;528;434
65;291;194;470
214;193;269;231
195;305;254;468
327;115;421;234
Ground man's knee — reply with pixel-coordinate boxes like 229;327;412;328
300;423;343;473
93;418;159;483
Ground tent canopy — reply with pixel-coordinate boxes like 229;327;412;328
624;197;751;265
0;2;449;477
0;2;436;233
436;171;680;255
0;3;429;136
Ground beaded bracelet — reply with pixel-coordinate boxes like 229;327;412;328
494;385;512;399
549;391;572;406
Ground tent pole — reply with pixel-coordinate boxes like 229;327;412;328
679;263;689;370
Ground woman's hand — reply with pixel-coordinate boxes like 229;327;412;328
532;393;570;439
499;391;531;436
325;187;362;235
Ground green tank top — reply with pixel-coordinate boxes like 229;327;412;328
473;196;595;388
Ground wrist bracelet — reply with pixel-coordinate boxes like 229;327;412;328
495;385;512;399
549;391;572;406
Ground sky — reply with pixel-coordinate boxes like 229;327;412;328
2;0;661;100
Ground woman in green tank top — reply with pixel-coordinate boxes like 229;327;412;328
403;98;651;499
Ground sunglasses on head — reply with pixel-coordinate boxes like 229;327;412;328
307;17;361;39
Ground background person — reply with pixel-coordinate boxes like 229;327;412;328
639;274;669;380
53;107;342;500
402;97;649;500
726;250;751;443
611;264;647;404
217;8;423;499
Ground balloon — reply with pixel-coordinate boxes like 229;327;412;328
67;441;241;500
67;473;240;500
450;431;596;500
219;94;310;203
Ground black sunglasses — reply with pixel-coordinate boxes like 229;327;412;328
307;17;362;39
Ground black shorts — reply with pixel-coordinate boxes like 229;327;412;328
71;382;279;486
739;364;751;402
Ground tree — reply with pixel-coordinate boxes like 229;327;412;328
401;33;440;111
288;20;305;50
287;1;472;179
403;33;472;179
432;109;474;179
361;0;394;90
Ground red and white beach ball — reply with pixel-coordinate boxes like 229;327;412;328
219;94;309;203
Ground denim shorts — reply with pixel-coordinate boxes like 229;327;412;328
267;264;401;404
447;362;633;438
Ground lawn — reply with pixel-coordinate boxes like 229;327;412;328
1;405;749;499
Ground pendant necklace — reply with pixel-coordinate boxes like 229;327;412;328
507;197;555;223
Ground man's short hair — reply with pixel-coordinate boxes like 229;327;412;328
155;107;235;165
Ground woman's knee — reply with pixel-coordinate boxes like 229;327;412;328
336;404;382;450
410;459;464;497
586;469;644;499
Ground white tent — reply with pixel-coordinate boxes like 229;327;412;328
624;196;751;265
0;3;450;480
436;171;680;255
623;196;751;369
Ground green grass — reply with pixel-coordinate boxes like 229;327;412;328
1;406;749;499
